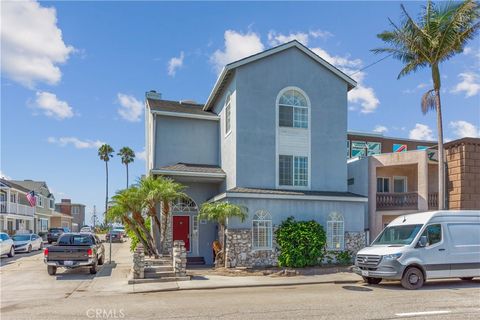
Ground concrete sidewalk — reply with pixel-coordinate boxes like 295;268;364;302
128;272;362;294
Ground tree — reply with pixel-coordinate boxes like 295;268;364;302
198;202;248;267
98;144;114;218
372;0;479;209
118;147;135;188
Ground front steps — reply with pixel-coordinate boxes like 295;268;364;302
128;255;190;284
187;256;206;266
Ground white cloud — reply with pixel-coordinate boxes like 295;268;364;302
417;83;428;89
35;91;74;120
117;93;143;122
0;171;11;180
409;123;435;140
1;0;74;88
167;51;184;77
450;120;480;138
210;30;264;73
268;31;310;46
309;29;333;40
47;137;105;149
373;125;388;134
136;149;146;161
451;72;480;97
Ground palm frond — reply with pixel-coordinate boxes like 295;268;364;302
421;89;437;115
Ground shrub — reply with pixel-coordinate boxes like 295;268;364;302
335;251;352;265
275;216;327;268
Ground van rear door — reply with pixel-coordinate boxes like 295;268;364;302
447;223;480;278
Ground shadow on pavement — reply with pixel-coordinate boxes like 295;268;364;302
190;275;209;281
54;261;117;280
342;285;373;292
97;261;117;277
376;279;480;291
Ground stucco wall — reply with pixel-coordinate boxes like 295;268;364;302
235;47;349;191
154;115;219;168
347;158;369;197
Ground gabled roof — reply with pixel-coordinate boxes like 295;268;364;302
204;40;357;111
10;180;52;197
147;98;219;120
0;179;31;193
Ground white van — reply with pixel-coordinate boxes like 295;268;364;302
353;210;480;289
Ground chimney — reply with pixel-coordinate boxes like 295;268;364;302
145;90;162;100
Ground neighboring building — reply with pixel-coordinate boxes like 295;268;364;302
10;180;72;233
0;179;35;235
56;199;86;231
146;40;368;267
347;131;436;158
445;137;480;210
348;149;439;239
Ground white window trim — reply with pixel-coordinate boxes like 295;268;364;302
376;176;391;193
393;176;408;193
252;210;273;250
327;213;345;251
278;154;309;188
224;91;232;137
275;86;311;190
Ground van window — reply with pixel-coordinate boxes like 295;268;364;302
421;224;442;246
373;224;422;245
447;223;480;247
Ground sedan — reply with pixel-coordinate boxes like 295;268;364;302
0;232;15;257
105;230;123;242
12;234;43;253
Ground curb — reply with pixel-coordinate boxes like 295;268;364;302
130;279;360;294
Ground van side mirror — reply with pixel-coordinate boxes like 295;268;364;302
417;235;427;248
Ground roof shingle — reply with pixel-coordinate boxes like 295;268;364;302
147;99;216;117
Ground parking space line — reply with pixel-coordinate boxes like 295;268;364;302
395;310;451;317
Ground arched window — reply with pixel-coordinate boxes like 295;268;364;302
252;210;273;249
171;197;198;213
327;212;344;250
278;88;308;129
225;92;232;135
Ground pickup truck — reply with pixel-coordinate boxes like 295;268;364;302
44;233;105;275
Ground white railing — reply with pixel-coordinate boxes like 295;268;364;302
6;203;35;216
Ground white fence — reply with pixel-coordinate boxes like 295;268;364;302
0;202;35;216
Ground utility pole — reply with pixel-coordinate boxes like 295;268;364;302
92;205;97;229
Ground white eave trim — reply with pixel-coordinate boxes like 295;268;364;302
151;110;219;121
209;191;368;203
151;169;226;179
204;41;357;110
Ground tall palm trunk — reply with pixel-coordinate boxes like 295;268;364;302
126;163;129;189
132;211;158;257
149;206;162;238
105;161;109;218
161;201;171;254
435;89;445;210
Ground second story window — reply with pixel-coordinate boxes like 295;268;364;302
10;193;17;203
36;196;44;208
225;93;231;135
49;198;54;209
278;89;308;129
279;155;308;187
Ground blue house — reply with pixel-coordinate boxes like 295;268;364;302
145;40;368;267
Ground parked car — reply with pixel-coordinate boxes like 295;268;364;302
353;210;480;289
47;227;70;244
105;230;123;242
114;226;127;237
0;232;15;257
44;233;105;275
12;234;43;253
80;226;93;233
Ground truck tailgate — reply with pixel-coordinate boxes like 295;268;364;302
48;246;90;261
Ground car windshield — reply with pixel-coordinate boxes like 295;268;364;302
49;228;64;233
373;224;423;246
12;235;31;241
58;234;93;246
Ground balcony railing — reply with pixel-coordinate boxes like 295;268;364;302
428;192;438;210
0;202;35;217
376;192;418;210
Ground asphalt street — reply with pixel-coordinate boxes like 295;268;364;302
1;240;479;320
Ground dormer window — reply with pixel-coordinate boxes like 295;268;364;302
278;89;308;128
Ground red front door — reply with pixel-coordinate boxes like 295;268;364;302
173;216;190;251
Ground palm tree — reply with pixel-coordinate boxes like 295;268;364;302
199;202;248;267
118;147;135;188
138;176;164;237
372;0;479;209
111;188;158;256
98;144;114;218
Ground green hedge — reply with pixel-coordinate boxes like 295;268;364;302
275;216;327;268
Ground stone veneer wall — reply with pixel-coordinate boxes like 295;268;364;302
225;229;366;268
161;214;173;255
445;138;480;209
225;228;279;268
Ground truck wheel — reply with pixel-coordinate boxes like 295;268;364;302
47;266;57;276
97;255;104;265
89;263;98;274
401;267;424;290
48;241;52;244
363;277;382;285
7;246;15;257
460;277;474;281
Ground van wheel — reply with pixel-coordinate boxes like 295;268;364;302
460;277;474;281
7;246;15;257
363;277;382;285
401;267;424;290
47;266;57;276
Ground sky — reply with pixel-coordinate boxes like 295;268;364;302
1;1;479;224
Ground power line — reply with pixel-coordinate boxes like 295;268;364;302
349;53;394;77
